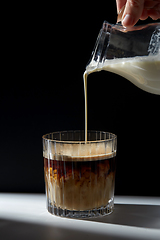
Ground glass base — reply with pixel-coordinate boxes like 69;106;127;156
47;198;114;219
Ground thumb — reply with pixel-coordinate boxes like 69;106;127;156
122;0;145;27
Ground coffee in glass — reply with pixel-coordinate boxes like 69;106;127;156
43;130;117;218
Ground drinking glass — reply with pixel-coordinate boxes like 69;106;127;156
43;130;117;218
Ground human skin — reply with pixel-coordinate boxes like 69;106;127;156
116;0;160;27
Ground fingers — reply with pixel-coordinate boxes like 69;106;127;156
116;0;127;12
140;8;148;19
141;1;160;20
116;0;160;27
144;0;160;10
122;0;145;27
148;8;160;19
140;0;160;20
147;1;160;20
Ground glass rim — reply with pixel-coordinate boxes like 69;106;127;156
42;130;117;144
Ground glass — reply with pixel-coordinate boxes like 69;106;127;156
86;21;160;95
42;130;117;218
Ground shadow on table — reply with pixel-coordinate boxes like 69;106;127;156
86;204;160;229
0;218;126;240
0;204;160;240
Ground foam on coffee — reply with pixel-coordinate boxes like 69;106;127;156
43;141;116;161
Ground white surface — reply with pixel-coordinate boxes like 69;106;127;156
0;194;160;240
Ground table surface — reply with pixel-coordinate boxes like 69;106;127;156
0;194;160;240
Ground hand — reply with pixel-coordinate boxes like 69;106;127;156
116;0;160;27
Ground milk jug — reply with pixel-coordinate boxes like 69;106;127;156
85;21;160;95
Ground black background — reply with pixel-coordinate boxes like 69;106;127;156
1;2;160;196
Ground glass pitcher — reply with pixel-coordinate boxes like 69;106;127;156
86;21;160;95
